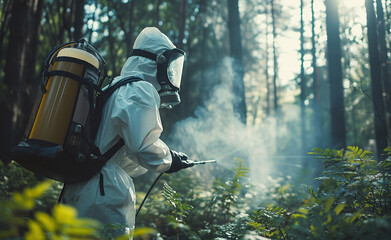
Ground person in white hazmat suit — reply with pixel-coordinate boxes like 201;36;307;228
60;27;194;236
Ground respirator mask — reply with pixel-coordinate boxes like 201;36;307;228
131;48;185;108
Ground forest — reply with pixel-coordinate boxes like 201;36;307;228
0;0;391;239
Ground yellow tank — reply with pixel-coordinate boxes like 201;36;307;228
29;48;99;145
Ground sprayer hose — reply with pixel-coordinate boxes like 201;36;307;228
136;172;164;218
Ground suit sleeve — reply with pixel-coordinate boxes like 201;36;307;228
111;82;172;173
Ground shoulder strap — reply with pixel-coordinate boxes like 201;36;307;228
93;76;142;159
96;76;143;110
103;139;125;159
93;76;142;139
93;77;142;196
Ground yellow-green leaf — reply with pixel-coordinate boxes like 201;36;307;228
25;220;45;240
25;181;53;199
334;204;346;215
63;227;96;236
278;184;290;194
324;198;334;213
349;211;362;223
12;193;34;210
36;211;56;232
53;204;77;225
310;225;316;231
73;218;100;228
310;225;316;236
131;227;157;237
323;214;332;225
297;208;309;214
292;213;306;219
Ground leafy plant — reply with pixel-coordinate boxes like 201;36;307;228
136;158;252;240
162;182;192;234
248;146;391;239
0;178;154;240
249;206;289;239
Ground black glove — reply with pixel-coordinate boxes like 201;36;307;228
166;150;195;173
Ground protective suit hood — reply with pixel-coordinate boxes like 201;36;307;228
120;27;176;91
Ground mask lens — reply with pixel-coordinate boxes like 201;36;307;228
167;51;184;89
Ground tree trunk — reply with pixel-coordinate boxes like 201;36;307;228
127;0;136;54
72;0;85;40
0;0;44;161
178;0;187;49
0;0;12;59
376;0;391;144
300;0;307;152
365;0;389;158
107;16;118;76
265;3;271;116
324;0;346;149
155;0;161;27
311;0;322;148
108;0;135;56
199;0;208;103
271;0;278;114
227;0;247;124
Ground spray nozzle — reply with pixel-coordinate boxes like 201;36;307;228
191;159;217;165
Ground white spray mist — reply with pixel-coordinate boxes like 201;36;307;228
168;57;307;186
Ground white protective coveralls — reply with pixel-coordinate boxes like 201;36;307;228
61;27;177;234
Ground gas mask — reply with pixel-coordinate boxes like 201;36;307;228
130;48;185;108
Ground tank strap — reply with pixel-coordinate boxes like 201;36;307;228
97;139;124;197
99;172;105;196
93;76;142;196
49;70;102;93
56;56;100;74
50;70;81;82
103;139;125;159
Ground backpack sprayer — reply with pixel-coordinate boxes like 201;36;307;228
136;159;217;217
11;39;109;183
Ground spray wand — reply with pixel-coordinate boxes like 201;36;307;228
192;159;217;165
136;159;217;217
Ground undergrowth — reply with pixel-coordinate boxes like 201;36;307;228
1;146;390;239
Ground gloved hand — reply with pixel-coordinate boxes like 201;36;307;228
166;150;195;173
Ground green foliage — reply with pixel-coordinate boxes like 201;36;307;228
0;164;153;240
0;181;101;239
136;158;252;240
249;206;289;239
249;146;391;239
0;161;62;212
0;160;40;201
162;182;192;233
3;147;391;239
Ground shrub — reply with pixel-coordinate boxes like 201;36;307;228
249;146;391;239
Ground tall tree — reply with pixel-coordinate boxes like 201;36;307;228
0;0;12;60
106;15;118;75
227;0;247;124
311;0;322;147
0;0;44;160
265;3;271;116
365;0;389;158
324;0;346;149
71;0;85;40
376;0;391;143
155;0;162;26
271;0;279;114
178;0;187;49
300;0;307;152
107;0;136;56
